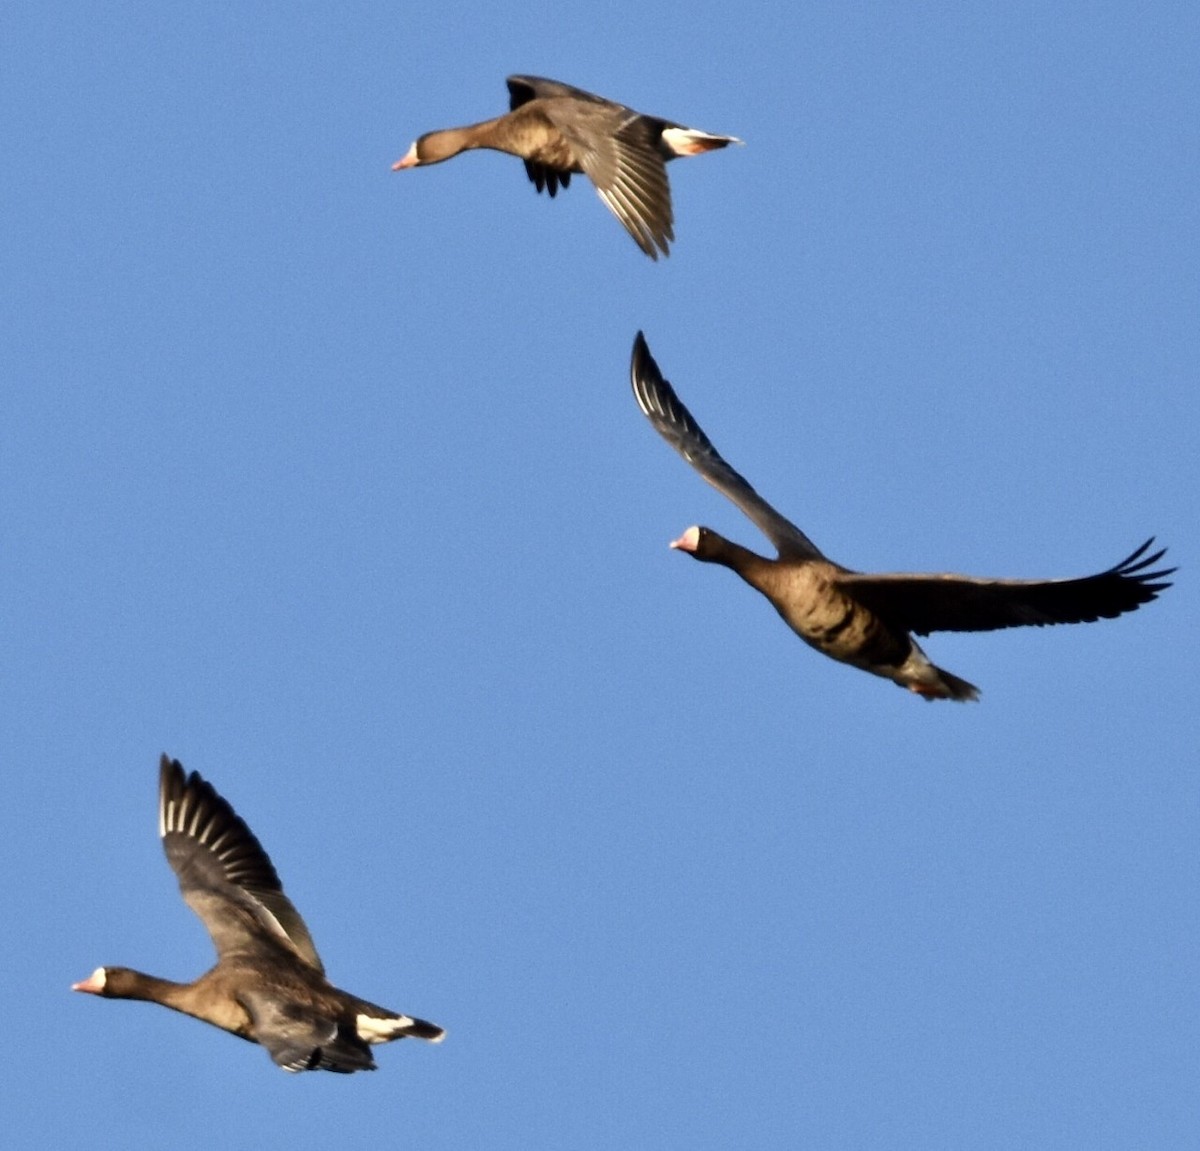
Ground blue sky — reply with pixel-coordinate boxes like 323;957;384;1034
4;2;1197;1147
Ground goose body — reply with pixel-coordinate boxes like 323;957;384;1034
630;332;1173;700
73;756;444;1073
393;75;740;259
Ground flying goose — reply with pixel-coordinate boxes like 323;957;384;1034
393;75;740;259
73;755;444;1072
630;332;1173;700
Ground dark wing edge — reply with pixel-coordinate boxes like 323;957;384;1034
629;333;823;559
840;538;1174;635
157;755;325;972
507;75;609;110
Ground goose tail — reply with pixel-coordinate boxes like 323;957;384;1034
355;1008;445;1045
909;665;981;702
660;127;743;156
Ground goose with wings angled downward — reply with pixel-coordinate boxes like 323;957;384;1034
73;756;444;1072
393;75;740;259
630;332;1173;700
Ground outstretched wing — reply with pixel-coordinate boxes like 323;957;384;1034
839;540;1174;635
631;332;824;559
158;756;324;972
506;74;609;110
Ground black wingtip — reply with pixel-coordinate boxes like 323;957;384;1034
630;331;665;417
630;330;659;389
630;333;690;429
159;754;184;812
1112;537;1176;590
159;754;203;817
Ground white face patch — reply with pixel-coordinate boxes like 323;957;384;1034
356;1013;415;1043
72;967;107;993
391;142;420;170
670;526;701;551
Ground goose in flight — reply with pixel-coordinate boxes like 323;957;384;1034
73;755;444;1072
630;332;1173;700
393;75;740;259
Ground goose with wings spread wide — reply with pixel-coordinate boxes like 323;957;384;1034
631;332;1173;700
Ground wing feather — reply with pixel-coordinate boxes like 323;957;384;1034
158;756;324;972
576;116;672;257
630;333;824;560
839;540;1174;634
506;74;610;109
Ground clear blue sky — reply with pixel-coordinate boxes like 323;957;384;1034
4;2;1197;1147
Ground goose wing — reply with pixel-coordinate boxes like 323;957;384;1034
158;756;324;972
508;78;671;257
839;540;1174;635
631;332;824;559
572;112;673;258
507;75;610;109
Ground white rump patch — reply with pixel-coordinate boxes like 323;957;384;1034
356;1013;414;1043
659;127;742;156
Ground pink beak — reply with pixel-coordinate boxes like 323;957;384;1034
670;527;700;552
392;143;419;171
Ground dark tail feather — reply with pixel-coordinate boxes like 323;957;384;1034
931;666;981;702
403;1017;446;1043
908;665;981;702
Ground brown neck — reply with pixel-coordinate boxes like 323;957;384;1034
97;966;251;1036
690;531;776;588
100;967;196;1011
420;117;511;162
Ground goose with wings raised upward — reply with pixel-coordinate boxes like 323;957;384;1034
393;75;740;259
73;756;444;1072
630;332;1173;700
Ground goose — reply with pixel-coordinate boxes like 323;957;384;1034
73;755;444;1072
393;75;740;259
630;332;1173;700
